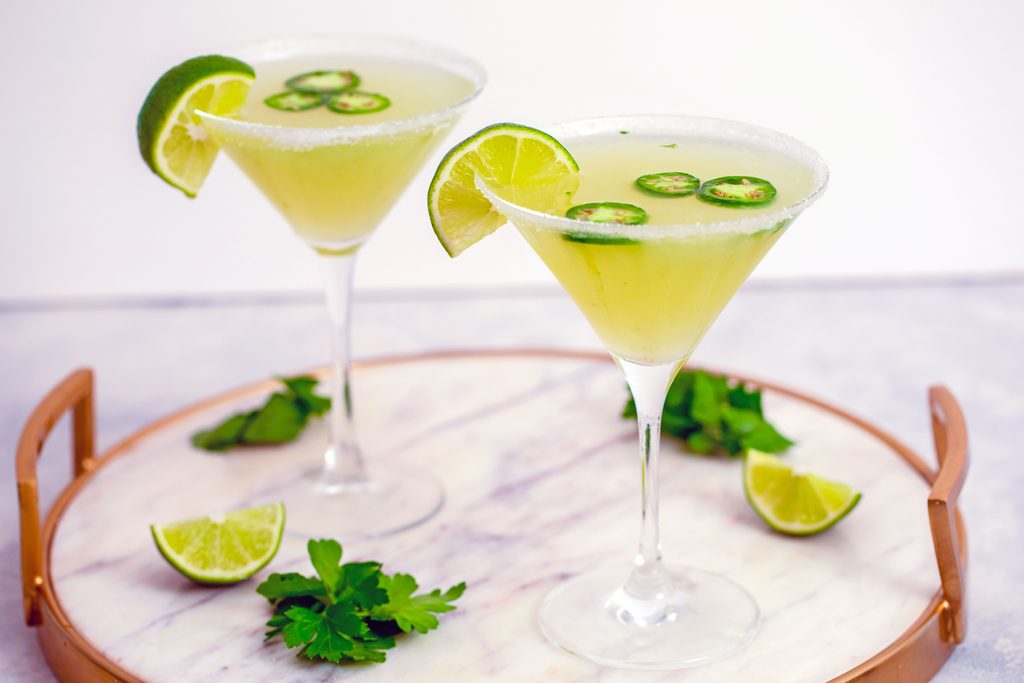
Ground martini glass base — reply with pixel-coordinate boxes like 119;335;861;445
539;565;759;670
279;464;444;540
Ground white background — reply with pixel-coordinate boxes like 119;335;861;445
0;0;1020;302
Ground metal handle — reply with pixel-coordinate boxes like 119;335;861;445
16;369;95;627
927;385;968;644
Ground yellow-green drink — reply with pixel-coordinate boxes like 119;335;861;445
197;37;484;539
460;115;827;669
201;48;477;252
515;133;817;364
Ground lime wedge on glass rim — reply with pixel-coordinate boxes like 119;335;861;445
150;502;285;584
427;123;579;256
743;450;861;536
137;55;254;197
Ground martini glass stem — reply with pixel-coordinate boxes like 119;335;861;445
320;252;369;489
616;358;682;622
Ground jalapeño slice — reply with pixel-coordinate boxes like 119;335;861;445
697;176;777;207
264;91;323;112
566;202;648;225
325;90;391;115
636;171;701;197
563;232;638;245
285;70;360;94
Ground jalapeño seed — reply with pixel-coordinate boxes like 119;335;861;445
264;91;323;112
635;171;701;197
566;202;648;225
285;70;360;94
325;91;391;115
697;176;777;207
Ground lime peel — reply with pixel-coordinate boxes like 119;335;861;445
743;450;861;536
137;55;255;197
427;122;579;257
151;502;285;584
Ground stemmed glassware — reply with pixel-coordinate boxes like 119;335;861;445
480;115;828;668
199;36;485;538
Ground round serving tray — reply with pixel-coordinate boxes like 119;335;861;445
17;350;967;682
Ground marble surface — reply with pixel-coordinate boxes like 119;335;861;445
52;354;935;682
1;280;1022;681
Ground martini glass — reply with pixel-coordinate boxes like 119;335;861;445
480;115;828;669
198;36;485;538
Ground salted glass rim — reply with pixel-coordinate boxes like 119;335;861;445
478;115;829;238
195;34;486;146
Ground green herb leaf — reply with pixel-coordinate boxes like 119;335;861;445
242;393;305;444
191;412;253;451
191;375;331;452
283;376;332;416
371;574;467;635
257;572;326;601
305;619;355;663
260;538;465;665
337;562;388;609
308;539;343;594
623;369;793;457
742;419;795;453
282;606;323;648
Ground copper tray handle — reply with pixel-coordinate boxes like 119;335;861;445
927;385;968;644
16;369;95;627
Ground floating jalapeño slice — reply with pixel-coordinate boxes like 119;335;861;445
635;171;701;197
285;70;360;94
563;201;646;244
325;90;391;115
697;176;777;207
264;91;323;112
566;202;648;225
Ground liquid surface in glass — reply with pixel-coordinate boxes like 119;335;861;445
517;133;818;365
205;54;476;251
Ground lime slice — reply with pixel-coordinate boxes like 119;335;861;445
137;55;254;197
743;450;861;536
151;502;285;583
428;123;580;257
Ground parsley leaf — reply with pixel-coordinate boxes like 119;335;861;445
257;538;465;665
282;606;323;648
191;375;331;452
372;574;467;634
623;369;793;457
256;572;326;601
308;539;343;594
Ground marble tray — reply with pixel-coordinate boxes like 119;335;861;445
17;350;967;682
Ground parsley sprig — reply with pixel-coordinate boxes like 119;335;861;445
192;376;330;451
623;369;793;456
257;539;465;664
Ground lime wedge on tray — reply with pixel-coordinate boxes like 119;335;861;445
428;123;579;257
151;502;285;583
743;450;861;536
137;55;254;197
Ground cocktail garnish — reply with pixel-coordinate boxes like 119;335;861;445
264;90;324;111
427;123;580;256
326;90;392;115
151;502;285;583
136;55;255;197
697;175;778;207
635;171;701;197
566;201;648;225
744;450;861;535
258;539;466;664
285;69;361;93
623;369;794;456
191;375;331;451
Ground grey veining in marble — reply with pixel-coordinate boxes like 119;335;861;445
1;280;1022;681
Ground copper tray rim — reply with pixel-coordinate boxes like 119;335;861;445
27;348;967;682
